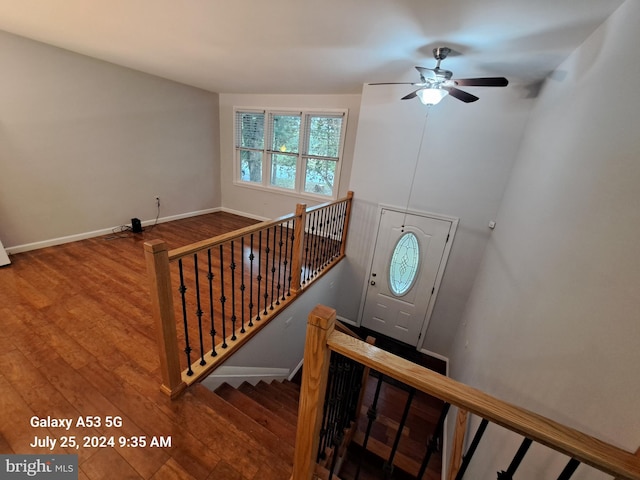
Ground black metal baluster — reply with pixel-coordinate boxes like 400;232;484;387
287;219;294;296
229;241;237;341
240;237;246;334
248;234;255;327
417;402;451;479
177;259;194;376
354;373;384;480
338;200;347;254
454;418;489;480
332;202;341;260
207;250;217;357
312;210;321;277
302;214;311;284
256;231;262;321
384;387;416;479
497;437;533;479
282;220;290;299
276;223;283;304
218;245;227;348
270;225;277;310
326;204;336;263
321;206;330;268
193;254;206;366
557;459;581;480
318;353;339;461
263;228;270;315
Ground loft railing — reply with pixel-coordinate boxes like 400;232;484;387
292;305;640;480
144;192;353;398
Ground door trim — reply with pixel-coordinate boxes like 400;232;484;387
357;204;458;352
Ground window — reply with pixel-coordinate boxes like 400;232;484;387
235;109;347;198
389;232;420;296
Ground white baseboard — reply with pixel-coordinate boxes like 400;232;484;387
0;239;10;266
5;207;222;255
219;207;270;222
288;358;304;381
200;365;290;391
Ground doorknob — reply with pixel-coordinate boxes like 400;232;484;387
370;281;376;286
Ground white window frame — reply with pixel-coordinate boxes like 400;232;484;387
234;107;348;200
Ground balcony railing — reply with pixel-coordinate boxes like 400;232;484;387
144;192;353;398
292;305;640;480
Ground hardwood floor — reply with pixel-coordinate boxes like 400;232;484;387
0;212;445;480
0;213;284;480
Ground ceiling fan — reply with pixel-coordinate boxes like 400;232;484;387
369;47;508;105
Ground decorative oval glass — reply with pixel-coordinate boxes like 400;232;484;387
388;232;420;296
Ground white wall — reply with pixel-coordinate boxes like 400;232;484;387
448;1;640;477
0;31;221;250
218;93;361;218
337;80;533;355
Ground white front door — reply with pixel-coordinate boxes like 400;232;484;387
361;208;452;346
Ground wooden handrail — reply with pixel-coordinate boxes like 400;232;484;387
327;330;640;480
292;306;640;480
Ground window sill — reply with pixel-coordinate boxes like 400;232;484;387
232;180;337;203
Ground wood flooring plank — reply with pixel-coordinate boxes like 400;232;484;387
150;457;198;480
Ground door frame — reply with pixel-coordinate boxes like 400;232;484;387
357;204;458;352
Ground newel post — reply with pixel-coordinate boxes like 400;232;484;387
144;240;186;399
290;202;307;295
291;305;336;480
340;191;354;257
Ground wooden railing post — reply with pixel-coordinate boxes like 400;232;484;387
144;239;186;398
290;202;307;295
291;305;336;480
340;191;354;257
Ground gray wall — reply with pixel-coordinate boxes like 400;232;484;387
448;1;639;477
0;31;221;250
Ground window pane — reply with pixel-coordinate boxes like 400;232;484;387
237;112;264;149
389;233;420;296
307;115;343;157
271;114;300;154
304;158;336;196
240;150;262;183
270;154;296;189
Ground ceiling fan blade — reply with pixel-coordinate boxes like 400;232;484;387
443;87;479;103
401;89;421;100
368;82;420;85
454;77;509;87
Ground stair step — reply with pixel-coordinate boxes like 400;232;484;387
238;382;299;427
191;385;294;468
215;382;297;447
280;379;302;398
254;380;300;413
179;385;293;479
351;430;423;478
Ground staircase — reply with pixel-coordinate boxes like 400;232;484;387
192;374;443;480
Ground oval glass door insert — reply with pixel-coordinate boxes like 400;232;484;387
389;232;420;296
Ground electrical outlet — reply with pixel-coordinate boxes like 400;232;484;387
155;196;160;207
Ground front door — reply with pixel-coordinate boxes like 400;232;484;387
361;208;452;346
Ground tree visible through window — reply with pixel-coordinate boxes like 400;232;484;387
235;109;346;197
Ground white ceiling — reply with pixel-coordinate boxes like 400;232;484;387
0;0;624;95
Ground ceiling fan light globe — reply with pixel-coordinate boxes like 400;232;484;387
417;88;448;105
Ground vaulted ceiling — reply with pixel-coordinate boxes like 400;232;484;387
0;0;624;95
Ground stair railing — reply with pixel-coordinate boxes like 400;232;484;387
292;305;640;480
144;192;353;398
